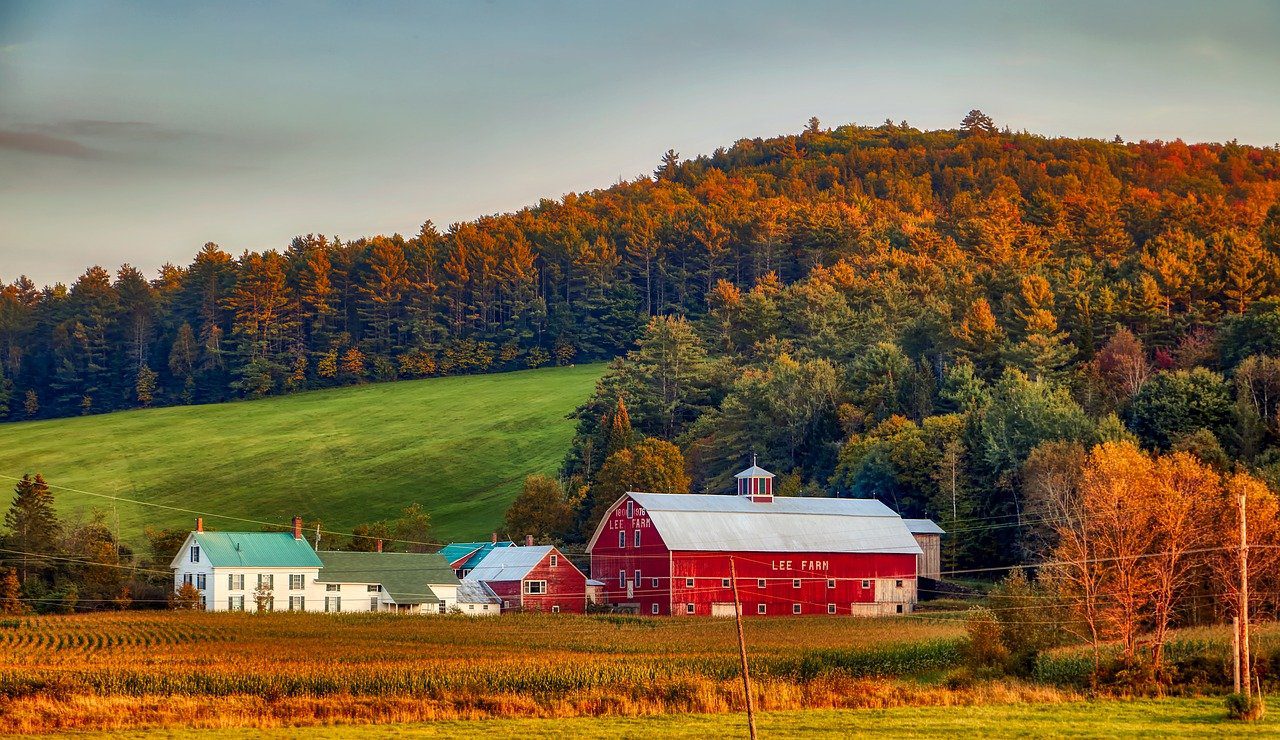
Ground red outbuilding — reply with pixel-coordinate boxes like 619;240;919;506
466;543;587;614
587;462;930;617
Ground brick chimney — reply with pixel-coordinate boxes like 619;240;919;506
293;516;303;541
525;534;534;547
375;539;383;553
491;532;497;544
195;517;203;533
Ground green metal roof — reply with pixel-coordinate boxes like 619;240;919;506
192;532;323;568
316;551;460;605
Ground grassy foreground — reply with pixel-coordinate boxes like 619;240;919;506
0;364;603;543
114;699;1274;738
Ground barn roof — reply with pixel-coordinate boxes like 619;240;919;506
315;551;459;605
179;532;323;569
904;519;946;535
615;493;923;555
457;579;501;604
439;540;515;570
467;545;554;582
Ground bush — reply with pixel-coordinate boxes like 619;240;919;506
963;607;1008;671
1226;692;1265;721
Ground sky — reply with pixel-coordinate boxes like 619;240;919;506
1;0;1279;287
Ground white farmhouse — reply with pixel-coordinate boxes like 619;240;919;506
170;517;322;612
171;517;465;614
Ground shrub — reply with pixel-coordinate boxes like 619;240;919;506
963;607;1008;671
1226;692;1265;721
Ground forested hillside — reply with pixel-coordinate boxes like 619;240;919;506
5;112;1280;570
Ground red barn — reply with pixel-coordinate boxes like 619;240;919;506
466;544;587;614
587;463;928;617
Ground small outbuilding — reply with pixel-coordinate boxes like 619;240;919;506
904;519;945;581
467;544;587;614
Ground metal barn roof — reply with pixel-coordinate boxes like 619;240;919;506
439;540;515;570
316;551;459;605
904;519;946;535
181;532;323;569
467;545;554;582
457;579;502;604
734;465;775;479
623;493;923;555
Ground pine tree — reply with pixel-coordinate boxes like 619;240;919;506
603;396;634;457
3;474;61;583
23;389;37;418
0;568;22;614
961;109;996;135
135;364;157;407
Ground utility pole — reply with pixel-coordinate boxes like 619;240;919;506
729;557;758;740
1239;487;1252;699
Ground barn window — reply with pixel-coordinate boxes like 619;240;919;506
861;579;871;589
792;579;801;589
635;569;642;587
722;578;731;588
626;500;634;518
189;545;200;563
619;531;626;549
651;603;660;615
757;578;766;589
827;603;836;614
792;604;801;614
685;603;695;614
651;578;659;588
827;579;836;589
895;579;904;588
757;603;766;615
524;580;547;595
685;578;694;588
896;604;904;614
550;554;558;567
619;570;626;588
634;530;641;547
551;605;560;613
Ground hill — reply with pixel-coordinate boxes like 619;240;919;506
0;364;603;544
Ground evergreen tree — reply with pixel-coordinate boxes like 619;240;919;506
3;474;61;583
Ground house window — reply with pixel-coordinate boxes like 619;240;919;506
261;596;274;612
182;573;193;587
827;603;836;614
651;578;660;588
289;574;304;590
189;545;200;563
229;574;244;590
619;570;626;588
551;605;560;613
626;500;634;518
685;578;694;588
757;603;766;615
792;604;801;615
634;530;641;547
651;603;660;615
721;578;731;588
895;579;904;588
757;578;766;589
619;531;626;548
325;597;341;612
861;579;871;589
289;596;305;611
367;585;381;593
370;597;379;611
326;584;341;592
635;569;642;587
896;604;904;614
196;573;207;590
258;574;274;590
467;604;474;611
524;580;547;595
792;579;801;589
827;579;836;589
550;554;558;567
228;595;245;611
685;603;695;614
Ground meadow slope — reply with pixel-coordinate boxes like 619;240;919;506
0;364;603;544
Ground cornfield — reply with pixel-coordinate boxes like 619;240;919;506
0;611;1071;733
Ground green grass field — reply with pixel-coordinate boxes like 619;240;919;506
0;365;603;544
99;699;1280;738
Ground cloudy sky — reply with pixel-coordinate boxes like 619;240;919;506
2;0;1278;286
